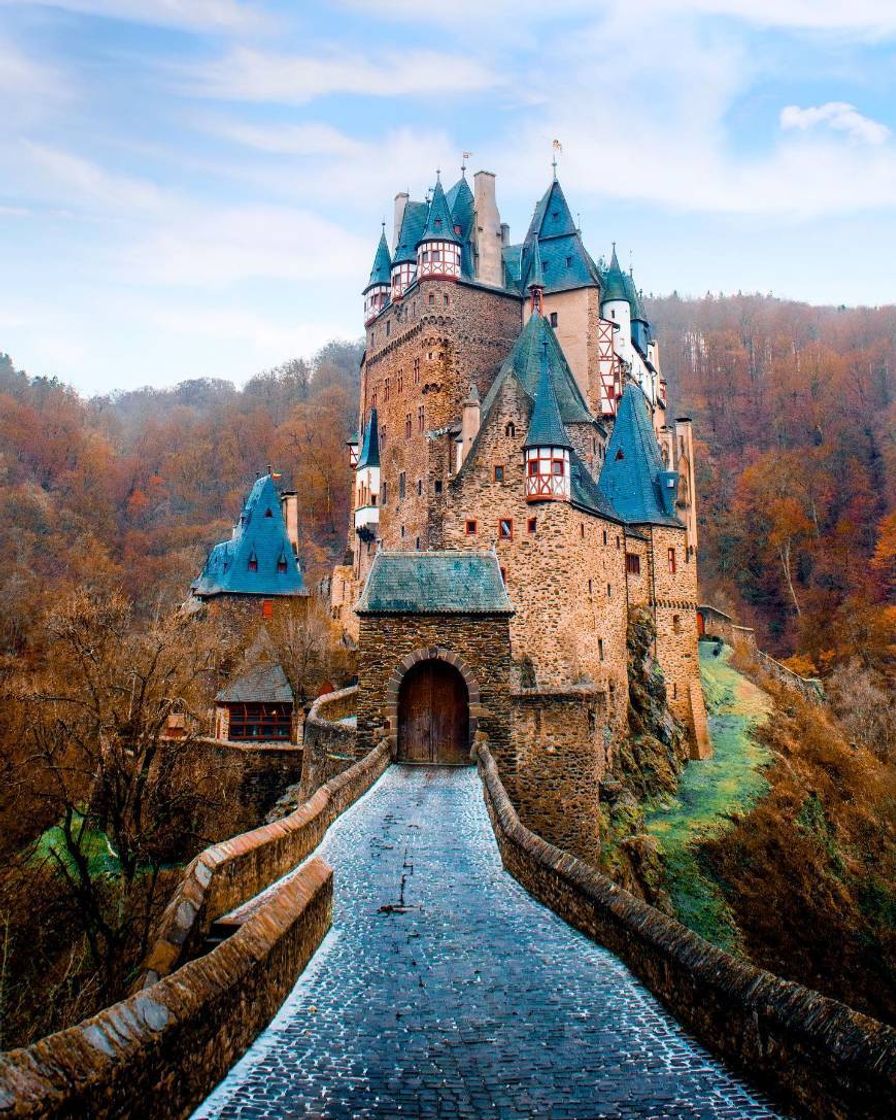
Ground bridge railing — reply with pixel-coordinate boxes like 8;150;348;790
475;741;896;1120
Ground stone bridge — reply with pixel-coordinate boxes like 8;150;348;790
195;766;777;1120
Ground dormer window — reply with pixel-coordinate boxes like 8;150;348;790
264;508;273;518
615;449;624;460
277;555;288;573
248;554;258;572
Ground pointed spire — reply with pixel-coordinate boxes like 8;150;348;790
599;385;678;526
526;238;545;291
602;242;628;304
419;177;460;244
357;408;380;470
365;227;392;291
524;339;572;451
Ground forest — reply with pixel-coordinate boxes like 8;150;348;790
0;292;894;1042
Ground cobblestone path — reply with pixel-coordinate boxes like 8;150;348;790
195;766;782;1119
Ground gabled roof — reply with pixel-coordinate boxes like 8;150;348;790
599;385;682;528
482;312;592;427
192;475;306;598
357;551;514;614
217;662;293;705
516;178;601;295
365;228;392;291
393;200;428;265
357;407;380;470
524;340;572;450
445;176;474;240
420;179;461;245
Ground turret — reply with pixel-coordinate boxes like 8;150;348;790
363;227;392;324
601;243;631;361
460;383;480;466
416;177;461;281
526;239;545;316
523;337;572;503
626;270;651;359
354;409;380;537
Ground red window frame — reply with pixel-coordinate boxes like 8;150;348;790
668;547;677;574
499;518;513;541
465;519;477;535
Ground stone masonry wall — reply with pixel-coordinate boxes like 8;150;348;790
645;524;709;757
0;859;332;1120
476;741;896;1120
511;688;609;865
299;685;364;799
356;613;513;771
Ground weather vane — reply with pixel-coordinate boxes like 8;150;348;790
552;139;563;178
461;151;472;175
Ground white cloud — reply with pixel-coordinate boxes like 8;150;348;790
184;46;499;104
203;120;367;158
0;0;262;32
780;102;891;145
23;142;165;211
0;36;68;102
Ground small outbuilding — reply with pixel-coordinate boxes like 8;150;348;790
214;662;296;743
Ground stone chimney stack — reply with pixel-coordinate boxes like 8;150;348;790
473;171;503;288
393;192;409;250
461;384;481;464
675;417;698;556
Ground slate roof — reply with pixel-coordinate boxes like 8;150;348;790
192;475;306;598
525;238;545;290
445;175;476;278
393;201;428;265
365;229;392;291
482;312;592;426
356;551;514;614
517;179;601;295
570;450;623;521
601;245;629;304
420;179;461;244
524;341;572;450
357;407;380;469
217;662;293;705
599;384;682;527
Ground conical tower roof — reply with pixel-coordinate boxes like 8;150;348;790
419;178;461;244
598;385;680;526
624;269;647;322
602;244;629;303
364;228;392;292
524;337;572;450
357;407;380;470
526;238;545;290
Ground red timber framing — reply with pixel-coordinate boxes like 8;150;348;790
597;317;622;418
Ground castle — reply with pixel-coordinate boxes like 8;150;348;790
190;163;708;861
330;164;709;860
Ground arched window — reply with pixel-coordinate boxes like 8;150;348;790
505;422;515;438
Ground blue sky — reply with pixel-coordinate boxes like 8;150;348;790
0;0;894;396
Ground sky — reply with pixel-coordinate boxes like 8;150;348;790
0;1;895;396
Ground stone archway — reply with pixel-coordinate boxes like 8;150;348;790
385;647;481;766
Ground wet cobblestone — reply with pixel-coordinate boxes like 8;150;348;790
195;766;782;1119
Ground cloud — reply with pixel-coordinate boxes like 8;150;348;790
203;120;367;158
0;36;68;102
184;46;499;104
780;102;891;145
23;142;165;212
0;0;262;32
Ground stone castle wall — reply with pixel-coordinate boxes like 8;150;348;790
299;685;366;798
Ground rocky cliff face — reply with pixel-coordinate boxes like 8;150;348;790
597;606;690;908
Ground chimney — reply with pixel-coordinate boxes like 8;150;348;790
473;171;503;287
280;491;300;556
461;383;481;464
500;222;510;246
393;192;409;251
675;416;698;554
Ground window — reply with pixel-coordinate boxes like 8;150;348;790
499;518;513;540
466;519;477;535
551;459;565;476
494;465;504;482
588;578;592;595
399;472;406;500
384;377;390;402
668;547;677;574
615;449;624;460
277;556;288;573
626;553;641;575
549;312;558;327
400;525;405;538
414;358;420;385
380;426;386;447
264;507;273;518
434;480;443;494
602;530;608;546
429;293;435;306
565;255;572;268
417;479;423;496
371;392;378;409
616;535;621;549
607;583;612;597
444;293;450;305
415;537;421;550
228;702;291;741
248;555;258;572
382;481;388;505
598;638;604;662
262;599;273;619
673;614;682;634
580;524;585;538
405;413;412;439
418;405;425;432
505;422;515;438
527;517;537;533
397;373;403;394
386;320;391;337
672;683;678;700
500;566;507;585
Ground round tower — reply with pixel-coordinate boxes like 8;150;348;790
416;176;461;281
363;227;392;324
601;243;631;361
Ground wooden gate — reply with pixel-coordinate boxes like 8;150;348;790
397;659;470;765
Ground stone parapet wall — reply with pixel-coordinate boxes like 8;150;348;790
0;858;332;1120
140;734;388;987
475;742;896;1120
299;685;364;798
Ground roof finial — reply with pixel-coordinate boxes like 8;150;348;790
435;167;441;182
461;150;472;176
551;138;562;179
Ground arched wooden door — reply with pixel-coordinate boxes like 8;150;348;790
397;659;470;765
